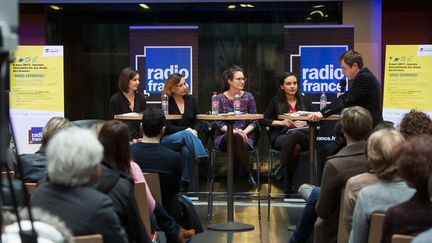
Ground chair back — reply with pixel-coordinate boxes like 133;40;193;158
391;234;413;243
72;119;105;128
134;181;151;234
24;182;37;196
367;213;386;243
74;234;103;243
337;187;349;243
143;173;162;204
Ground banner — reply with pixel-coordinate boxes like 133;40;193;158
383;45;432;126
129;26;198;104
9;45;64;154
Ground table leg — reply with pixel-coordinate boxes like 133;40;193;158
207;122;254;231
308;123;317;185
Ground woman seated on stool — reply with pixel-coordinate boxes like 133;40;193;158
161;73;209;191
213;65;259;188
262;72;312;194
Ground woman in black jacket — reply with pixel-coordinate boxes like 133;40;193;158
262;72;312;194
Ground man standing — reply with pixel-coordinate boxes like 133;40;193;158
309;50;383;127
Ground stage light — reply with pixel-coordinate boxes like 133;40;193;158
139;4;150;9
49;5;62;11
227;5;236;9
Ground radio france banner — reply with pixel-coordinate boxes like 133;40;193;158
297;46;348;95
383;45;432;126
9;45;64;154
129;26;198;104
144;47;192;94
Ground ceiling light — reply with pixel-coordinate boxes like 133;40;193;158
228;5;236;9
246;4;255;8
139;3;150;9
49;5;62;11
310;10;324;17
240;4;247;8
313;5;325;9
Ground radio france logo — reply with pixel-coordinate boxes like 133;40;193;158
28;127;43;144
296;45;348;94
144;46;192;94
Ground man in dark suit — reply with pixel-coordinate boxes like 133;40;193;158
309;50;383;127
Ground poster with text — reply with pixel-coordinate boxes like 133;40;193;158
383;45;432;126
10;45;64;154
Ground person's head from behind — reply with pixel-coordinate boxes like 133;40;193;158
41;117;73;147
118;67;140;93
163;73;189;97
141;107;166;138
221;65;245;92
396;135;432;191
340;106;372;142
399;109;432;139
278;72;300;100
98;120;131;174
47;127;103;187
367;129;405;180
339;50;364;80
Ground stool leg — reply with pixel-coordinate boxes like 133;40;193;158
256;150;261;223
268;151;273;224
207;150;216;223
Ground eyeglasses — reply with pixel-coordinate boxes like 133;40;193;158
233;77;247;81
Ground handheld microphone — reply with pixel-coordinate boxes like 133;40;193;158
339;79;347;93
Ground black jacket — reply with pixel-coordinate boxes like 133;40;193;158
320;67;383;127
261;94;312;144
96;162;151;243
17;147;47;182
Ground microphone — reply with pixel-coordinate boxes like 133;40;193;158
339;79;347;93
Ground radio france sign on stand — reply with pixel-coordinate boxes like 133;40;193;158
293;45;348;97
143;46;192;96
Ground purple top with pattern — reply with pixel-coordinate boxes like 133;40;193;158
213;91;259;149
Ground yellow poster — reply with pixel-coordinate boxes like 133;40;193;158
383;45;432;125
9;45;64;154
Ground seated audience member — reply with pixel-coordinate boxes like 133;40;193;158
342;128;405;234
2;208;74;243
130;107;202;234
97;120;194;243
31;127;128;243
399;109;432;139
95;120;151;243
289;106;373;243
349;145;416;243
412;175;432;243
161;73;209;191
18;117;73;182
381;135;432;243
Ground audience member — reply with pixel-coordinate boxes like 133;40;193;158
214;65;259;187
18;117;73;182
412;175;432;243
109;67;147;139
342;128;404;234
398;109;432;139
261;72;312;193
381;135;432;243
288;106;372;243
31;127;128;243
131;107;202;234
161;73;209;191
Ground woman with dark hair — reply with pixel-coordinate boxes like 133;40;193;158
97;120;195;243
109;67;147;139
381;135;432;243
160;73;209;191
213;65;259;187
261;72;312;193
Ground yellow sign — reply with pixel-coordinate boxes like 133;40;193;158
383;45;432;111
10;46;64;111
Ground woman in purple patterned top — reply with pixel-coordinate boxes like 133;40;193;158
213;65;259;188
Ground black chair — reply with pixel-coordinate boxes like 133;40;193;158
207;122;261;223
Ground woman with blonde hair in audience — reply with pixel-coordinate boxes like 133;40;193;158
342;128;404;234
381;135;432;243
348;130;416;243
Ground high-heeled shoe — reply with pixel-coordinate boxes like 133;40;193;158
247;173;257;188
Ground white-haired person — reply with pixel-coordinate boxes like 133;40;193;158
31;127;129;243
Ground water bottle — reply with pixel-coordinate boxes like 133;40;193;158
161;93;169;115
234;94;241;115
211;92;219;115
319;92;327;110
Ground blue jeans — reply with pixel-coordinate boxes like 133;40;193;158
161;130;208;182
288;186;320;243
